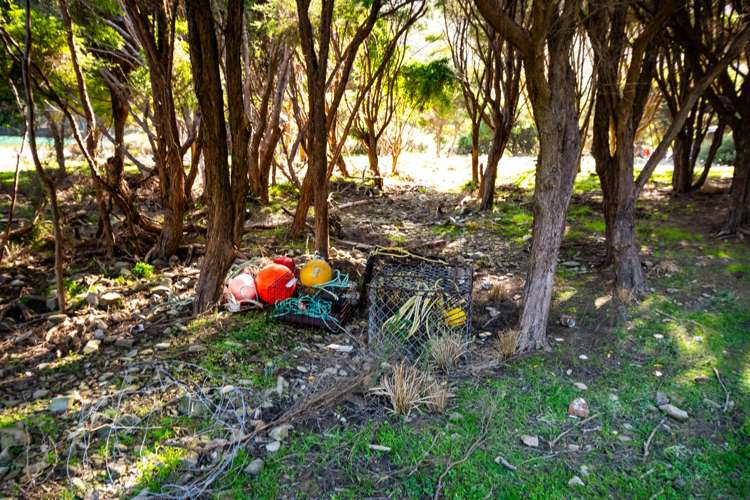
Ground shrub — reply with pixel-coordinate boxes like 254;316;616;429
132;262;154;279
699;132;735;166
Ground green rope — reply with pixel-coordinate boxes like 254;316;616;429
273;295;340;325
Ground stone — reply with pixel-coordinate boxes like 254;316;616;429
269;424;292;441
154;342;171;350
568;475;585;487
86;292;99;307
618;435;633;442
10;279;24;287
93;329;106;340
656;392;669;406
49;395;72;414
99;292;123;308
560;315;576;328
579;465;590;477
244;458;264;476
296;365;308;373
322;367;338;376
578;354;589;360
46;297;58;311
32;389;49;400
151;285;171;296
47;313;68;325
188;344;206;353
83;340;101;355
521;435;539;447
567;444;581;452
568;398;590;418
659;404;689;422
178;395;209;417
115;338;135;349
265;441;281;453
573;382;588;391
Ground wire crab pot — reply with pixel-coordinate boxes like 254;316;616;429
365;252;473;358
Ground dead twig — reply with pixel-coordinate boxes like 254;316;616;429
713;368;731;412
548;413;600;448
643;418;666;457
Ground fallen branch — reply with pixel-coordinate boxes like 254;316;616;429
713;368;731;412
548;413;600;449
643;418;666;457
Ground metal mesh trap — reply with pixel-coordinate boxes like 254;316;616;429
365;254;473;357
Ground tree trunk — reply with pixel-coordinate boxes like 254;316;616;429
723;123;750;234
21;0;66;312
365;127;382;189
516;100;581;351
471;120;480;184
671;131;693;194
479;113;507;211
186;0;237;313
47;113;66;179
691;121;725;191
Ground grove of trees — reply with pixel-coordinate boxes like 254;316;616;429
0;0;748;352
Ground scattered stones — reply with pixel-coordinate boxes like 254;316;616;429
659;404;689;421
49;395;72;414
656;392;669;406
568;475;585;487
99;292;124;308
568;398;590;418
83;340;101;355
269;424;292;441
245;458;264;476
573;382;588;391
521;435;539;447
265;441;281;453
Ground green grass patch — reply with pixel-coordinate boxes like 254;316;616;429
132;262;155;279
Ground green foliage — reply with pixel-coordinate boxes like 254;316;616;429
455;122;493;155
131;262;155;279
400;58;456;111
507;124;538;156
699;133;735;166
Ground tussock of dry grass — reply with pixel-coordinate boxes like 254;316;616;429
369;362;452;416
496;329;519;359
426;332;468;371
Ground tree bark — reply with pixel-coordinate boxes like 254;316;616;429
691;121;725;191
723;123;750;233
21;0;66;312
671;131;694;193
479;119;506;210
186;0;237;313
46;111;66;179
471;119;480;184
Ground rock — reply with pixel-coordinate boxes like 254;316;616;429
656;392;669;406
448;412;464;422
578;354;589;360
151;285;171;297
188;344;206;353
265;441;281;453
47;313;68;325
46;297;58;311
86;292;99;307
568;398;590;418
119;268;132;278
154;341;171;350
32;389;49;400
567;444;580;452
10;279;24;287
0;424;30;450
83;340;101;355
618;435;633;442
322;367;338;376
245;458;264;476
573;382;588;391
93;329;106;340
115;338;135;349
269;424;292;441
579;465;590;477
99;292;123;308
568;475;585;487
659;404;688;422
521;435;539;447
296;365;308;373
178;395;208;417
560;315;576;328
49;395;72;414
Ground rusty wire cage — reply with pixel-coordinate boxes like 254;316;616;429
365;254;473;358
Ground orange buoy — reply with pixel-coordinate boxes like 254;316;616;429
255;263;296;304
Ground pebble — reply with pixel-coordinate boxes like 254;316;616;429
47;313;68;325
154;342;171;350
188;344;206;353
568;398;590;418
618;435;632;442
93;329;106;340
656;391;669;406
521;435;539;447
99;292;124;307
265;441;281;453
579;465;590;477
573;382;588;391
659;404;689;421
83;340;101;355
49;395;72;414
32;389;49;400
568;475;585;487
269;425;291;441
296;366;308;373
245;458;264;476
86;292;99;307
578;354;589;360
115;338;135;349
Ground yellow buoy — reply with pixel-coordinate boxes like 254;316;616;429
443;307;467;328
299;258;333;287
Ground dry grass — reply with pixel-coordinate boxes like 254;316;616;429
496;329;519;359
369;362;452;416
426;332;468;371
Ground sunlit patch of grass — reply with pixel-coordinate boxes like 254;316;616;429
638;223;703;245
133;446;186;495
